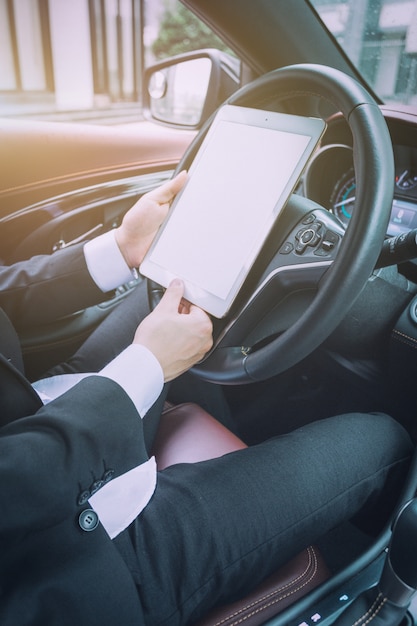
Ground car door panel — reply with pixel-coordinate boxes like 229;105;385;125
0;119;194;216
2;171;174;263
0;118;194;377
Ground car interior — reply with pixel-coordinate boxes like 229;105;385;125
2;0;417;624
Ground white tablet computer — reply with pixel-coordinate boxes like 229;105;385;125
140;105;326;318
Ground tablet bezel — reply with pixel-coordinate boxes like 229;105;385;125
140;105;326;318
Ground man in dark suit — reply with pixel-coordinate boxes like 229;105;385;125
0;174;413;625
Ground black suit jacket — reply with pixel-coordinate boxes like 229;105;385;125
0;242;104;332
0;245;149;624
0;243;106;425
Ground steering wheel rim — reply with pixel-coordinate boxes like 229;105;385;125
148;63;394;384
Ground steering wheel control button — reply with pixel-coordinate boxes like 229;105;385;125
279;242;294;254
324;230;339;246
302;214;316;225
295;222;322;254
300;229;315;244
79;509;99;532
315;229;340;256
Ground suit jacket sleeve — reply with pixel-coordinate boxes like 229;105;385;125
0;375;148;536
0;243;106;329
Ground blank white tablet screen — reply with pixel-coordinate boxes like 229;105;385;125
150;120;311;300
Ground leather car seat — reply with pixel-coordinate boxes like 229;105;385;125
152;402;330;626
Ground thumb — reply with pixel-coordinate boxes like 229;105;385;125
158;279;184;312
147;170;188;205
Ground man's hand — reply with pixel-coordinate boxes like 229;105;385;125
115;171;187;269
133;279;213;381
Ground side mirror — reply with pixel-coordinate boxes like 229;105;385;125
144;49;241;129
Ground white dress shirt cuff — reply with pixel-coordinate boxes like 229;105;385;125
99;344;164;418
84;230;134;292
89;457;157;539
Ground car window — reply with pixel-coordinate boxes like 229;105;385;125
309;0;417;106
0;0;232;124
143;0;232;65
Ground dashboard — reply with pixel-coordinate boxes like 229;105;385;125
303;106;417;238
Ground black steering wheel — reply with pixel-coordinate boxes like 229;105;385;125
148;64;394;384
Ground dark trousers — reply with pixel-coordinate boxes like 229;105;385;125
48;281;413;625
49;280;151;375
127;412;412;625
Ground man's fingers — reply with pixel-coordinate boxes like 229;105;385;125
189;303;213;334
147;171;188;205
158;279;185;313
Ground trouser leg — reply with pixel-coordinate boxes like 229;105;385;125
127;412;413;625
49;280;151;374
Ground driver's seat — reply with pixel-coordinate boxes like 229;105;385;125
152;402;330;626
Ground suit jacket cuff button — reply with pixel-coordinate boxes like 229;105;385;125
79;509;99;532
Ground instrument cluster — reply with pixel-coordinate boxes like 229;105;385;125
303;110;417;238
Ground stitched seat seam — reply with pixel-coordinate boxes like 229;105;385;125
392;329;417;350
209;546;320;626
350;592;387;626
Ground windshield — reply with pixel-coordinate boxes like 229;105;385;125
309;0;417;106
